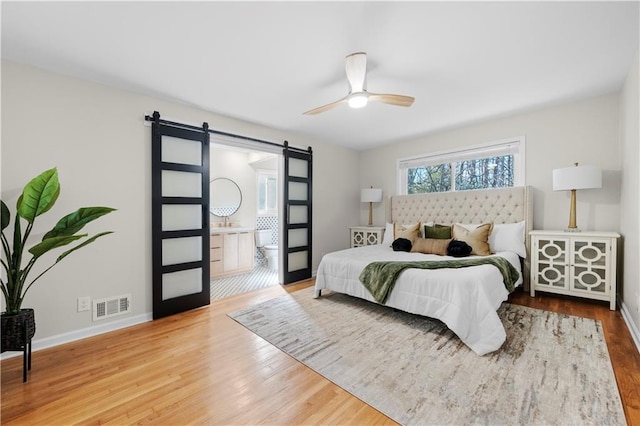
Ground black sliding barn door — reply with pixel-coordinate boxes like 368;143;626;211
151;112;210;319
282;143;312;284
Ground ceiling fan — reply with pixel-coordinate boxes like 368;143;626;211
303;52;415;115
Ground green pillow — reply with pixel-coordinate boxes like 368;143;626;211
424;224;452;239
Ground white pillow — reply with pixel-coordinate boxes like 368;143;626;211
490;221;527;258
454;221;526;258
381;222;395;246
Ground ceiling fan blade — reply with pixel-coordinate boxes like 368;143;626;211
345;52;367;93
368;93;415;107
303;97;347;115
304;52;415;115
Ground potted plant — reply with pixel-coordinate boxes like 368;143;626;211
1;167;115;354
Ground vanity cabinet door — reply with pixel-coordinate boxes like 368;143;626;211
210;235;224;278
238;232;255;270
210;231;255;279
210;251;224;276
223;233;239;271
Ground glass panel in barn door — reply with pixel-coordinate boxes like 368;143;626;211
282;144;312;284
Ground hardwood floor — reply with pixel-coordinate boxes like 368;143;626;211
1;281;395;425
2;281;639;425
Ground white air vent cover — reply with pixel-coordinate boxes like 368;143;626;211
93;294;131;321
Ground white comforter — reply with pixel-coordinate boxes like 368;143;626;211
314;245;523;355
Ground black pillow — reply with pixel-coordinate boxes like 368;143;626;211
447;239;473;257
392;238;413;252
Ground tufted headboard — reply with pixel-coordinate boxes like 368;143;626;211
390;186;532;289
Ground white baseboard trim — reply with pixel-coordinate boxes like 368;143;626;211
1;312;153;360
620;302;640;355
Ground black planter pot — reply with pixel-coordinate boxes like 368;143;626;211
1;308;35;382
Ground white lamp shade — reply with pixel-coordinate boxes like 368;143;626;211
553;165;602;191
361;188;383;203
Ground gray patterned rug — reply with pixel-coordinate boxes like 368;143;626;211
229;287;626;426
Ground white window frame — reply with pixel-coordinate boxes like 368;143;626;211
397;136;526;195
256;169;278;216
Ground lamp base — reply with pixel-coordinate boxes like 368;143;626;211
563;189;582;232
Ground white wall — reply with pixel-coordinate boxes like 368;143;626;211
1;60;359;343
209;147;256;227
618;51;640;340
359;93;622;233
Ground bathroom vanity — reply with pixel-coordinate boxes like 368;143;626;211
210;228;255;279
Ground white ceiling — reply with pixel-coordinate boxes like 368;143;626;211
2;1;638;151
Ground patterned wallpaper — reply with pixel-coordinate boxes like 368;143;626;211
255;215;278;266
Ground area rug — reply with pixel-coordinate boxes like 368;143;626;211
228;287;626;425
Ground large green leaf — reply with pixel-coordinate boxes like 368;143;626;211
28;234;86;259
43;207;116;240
12;209;22;272
56;231;113;262
17;168;60;223
1;200;9;231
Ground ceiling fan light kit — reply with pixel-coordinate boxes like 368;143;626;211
347;93;368;109
303;52;415;115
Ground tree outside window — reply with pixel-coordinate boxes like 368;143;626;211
407;154;515;194
407;163;451;193
455;155;514;191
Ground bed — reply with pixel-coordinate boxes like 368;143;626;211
314;186;532;356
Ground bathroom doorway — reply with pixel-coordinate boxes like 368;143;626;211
209;139;282;300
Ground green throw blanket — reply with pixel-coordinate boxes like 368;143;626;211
359;257;520;304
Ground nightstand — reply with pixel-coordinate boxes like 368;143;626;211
529;230;620;310
350;226;385;248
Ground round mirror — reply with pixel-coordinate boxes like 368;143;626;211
210;178;242;217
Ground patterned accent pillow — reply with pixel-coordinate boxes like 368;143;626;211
452;223;493;256
411;237;452;256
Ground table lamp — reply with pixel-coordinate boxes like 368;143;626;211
361;187;383;226
552;163;602;232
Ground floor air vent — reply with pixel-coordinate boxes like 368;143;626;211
93;294;131;321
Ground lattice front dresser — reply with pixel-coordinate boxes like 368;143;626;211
350;226;385;248
530;230;620;310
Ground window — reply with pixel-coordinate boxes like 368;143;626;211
257;170;277;215
398;137;525;194
407;163;451;194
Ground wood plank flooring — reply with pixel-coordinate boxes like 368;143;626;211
2;281;639;425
